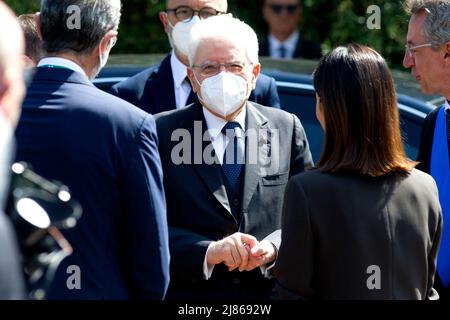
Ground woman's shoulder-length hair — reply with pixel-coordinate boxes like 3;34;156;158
313;44;417;177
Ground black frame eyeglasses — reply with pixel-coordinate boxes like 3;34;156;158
269;4;300;15
166;6;225;22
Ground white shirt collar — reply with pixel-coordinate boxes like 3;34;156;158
170;51;189;89
445;99;449;112
37;57;87;77
269;31;299;55
202;105;247;141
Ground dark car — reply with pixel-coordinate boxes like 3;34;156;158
95;55;443;162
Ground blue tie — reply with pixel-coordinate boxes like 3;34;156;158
279;45;287;58
222;122;245;191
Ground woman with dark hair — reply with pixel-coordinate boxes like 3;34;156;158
274;44;442;300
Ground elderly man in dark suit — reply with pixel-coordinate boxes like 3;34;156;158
15;0;169;300
403;0;450;301
0;1;26;300
110;0;281;114
155;15;313;300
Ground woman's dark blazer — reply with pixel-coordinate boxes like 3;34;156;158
274;169;442;300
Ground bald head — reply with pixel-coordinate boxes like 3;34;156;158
0;1;25;127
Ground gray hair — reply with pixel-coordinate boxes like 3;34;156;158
187;15;259;67
405;0;450;48
40;0;122;55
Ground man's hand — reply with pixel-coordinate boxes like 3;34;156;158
207;233;258;271
241;240;277;272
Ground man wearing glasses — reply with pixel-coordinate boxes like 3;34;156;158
260;0;321;60
403;0;450;302
155;15;312;300
110;0;281;115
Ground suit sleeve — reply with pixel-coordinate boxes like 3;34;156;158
265;77;281;109
169;226;213;280
416;107;439;173
274;177;314;299
290;114;314;176
122;115;170;300
427;180;443;300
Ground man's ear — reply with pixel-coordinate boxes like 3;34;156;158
159;11;171;34
0;76;11;119
187;68;199;93
99;30;118;56
251;63;261;89
34;12;43;39
445;42;450;59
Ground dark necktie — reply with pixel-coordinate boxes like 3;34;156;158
279;45;287;58
184;76;198;106
221;122;245;191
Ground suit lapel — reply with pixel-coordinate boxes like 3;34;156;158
242;102;269;213
147;54;177;114
189;103;232;215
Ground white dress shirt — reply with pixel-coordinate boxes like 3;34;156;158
37;57;86;77
268;31;300;59
170;52;192;109
200;106;275;280
202;106;247;165
201;106;246;279
445;99;449;112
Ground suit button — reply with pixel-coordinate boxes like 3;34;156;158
232;198;239;207
232;278;240;285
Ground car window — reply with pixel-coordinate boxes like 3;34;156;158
277;84;324;162
277;84;424;163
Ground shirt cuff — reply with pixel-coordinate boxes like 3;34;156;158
203;243;215;280
259;241;278;278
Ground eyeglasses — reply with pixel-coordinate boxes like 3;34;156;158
166;6;224;22
193;62;252;77
404;43;433;56
269;4;299;15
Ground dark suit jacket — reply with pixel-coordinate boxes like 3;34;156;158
259;34;322;60
15;67;170;300
109;54;281;115
274;169;442;300
155;101;313;300
0;212;25;299
416;105;450;301
417;106;442;173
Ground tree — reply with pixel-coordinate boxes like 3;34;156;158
7;0;409;69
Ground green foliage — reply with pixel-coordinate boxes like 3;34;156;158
6;0;410;69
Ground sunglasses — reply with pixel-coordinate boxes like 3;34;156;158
269;4;299;15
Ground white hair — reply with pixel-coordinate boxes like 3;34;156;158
187;15;259;67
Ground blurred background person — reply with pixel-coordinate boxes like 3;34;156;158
110;0;281;115
18;14;42;68
155;14;312;300
260;0;322;60
403;0;450;302
274;44;442;300
0;0;26;300
15;0;169;300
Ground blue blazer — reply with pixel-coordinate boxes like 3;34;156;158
15;67;170;300
109;54;281;115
